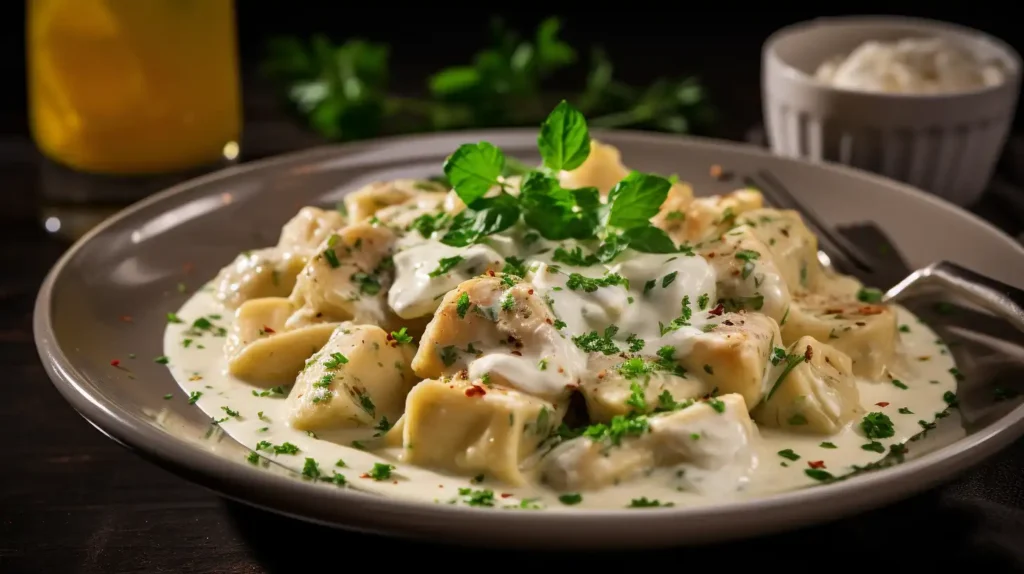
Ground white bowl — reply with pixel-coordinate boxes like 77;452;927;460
763;16;1022;206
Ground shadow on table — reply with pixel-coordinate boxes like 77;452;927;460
223;487;1022;569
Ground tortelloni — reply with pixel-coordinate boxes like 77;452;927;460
401;377;566;485
753;336;863;434
226;297;338;385
196;133;933;507
410;275;585;400
343;178;448;224
779;292;898;379
287;221;399;330
286;324;416;432
213;206;347;309
542;394;757;494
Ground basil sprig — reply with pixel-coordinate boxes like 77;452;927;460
440;100;679;257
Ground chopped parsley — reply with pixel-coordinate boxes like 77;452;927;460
861;412;895;439
323;352;349;369
572;325;620;355
778;449;800;461
390;328;413;344
455;292;471;318
302;458;321;480
566;272;627;293
429;255;464;277
368;463;395;481
558;493;583;505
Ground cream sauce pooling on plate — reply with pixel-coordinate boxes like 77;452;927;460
163;286;957;510
159;133;959;510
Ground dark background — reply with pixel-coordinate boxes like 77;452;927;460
4;4;1024;573
0;6;1020;140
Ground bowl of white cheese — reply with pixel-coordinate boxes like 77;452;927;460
763;16;1021;206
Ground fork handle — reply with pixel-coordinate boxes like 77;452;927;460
888;261;1024;333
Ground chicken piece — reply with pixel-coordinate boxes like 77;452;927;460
558;140;629;195
401;377;567;485
699;225;792;323
389;241;505;320
343;179;448;223
753;336;863;434
542;393;756;494
411;275;586;401
678;188;764;242
225;297;338;386
780;293;898;379
579;354;709;423
213;249;305;309
651;181;697;240
675;312;780;408
288;221;398;330
738;208;821;294
286;324;417;432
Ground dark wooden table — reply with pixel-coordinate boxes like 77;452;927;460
5;112;1024;571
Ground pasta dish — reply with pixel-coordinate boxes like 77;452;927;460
161;102;958;509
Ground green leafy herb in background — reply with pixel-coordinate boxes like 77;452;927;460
262;17;714;141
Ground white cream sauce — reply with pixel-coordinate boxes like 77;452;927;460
163;283;957;510
814;37;1005;94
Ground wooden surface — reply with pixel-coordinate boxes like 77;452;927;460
5;116;1024;571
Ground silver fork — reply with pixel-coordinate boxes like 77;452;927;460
744;169;1024;324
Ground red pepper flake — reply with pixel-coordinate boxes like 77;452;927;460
875;401;890;407
709;164;723;179
709;303;725;316
706;252;716;259
360;473;370;479
808;460;826;469
464;385;486;397
487;270;496;276
182;262;195;274
261;325;276;334
120;315;134;323
110;359;120;367
500;493;513;498
527;289;534;295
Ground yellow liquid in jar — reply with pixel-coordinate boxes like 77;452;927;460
27;0;241;175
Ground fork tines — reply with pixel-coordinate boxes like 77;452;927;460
743;170;876;275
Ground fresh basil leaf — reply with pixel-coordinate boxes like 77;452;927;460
596;233;629;263
571;187;601;210
440;193;520;246
607;172;671;229
443;142;506;206
622;225;677;253
520;173;600;241
538;100;591;172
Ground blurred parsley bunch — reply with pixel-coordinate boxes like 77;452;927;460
262;17;715;141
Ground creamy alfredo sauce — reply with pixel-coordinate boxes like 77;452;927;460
162;237;958;511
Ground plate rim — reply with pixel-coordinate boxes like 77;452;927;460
33;128;1024;547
